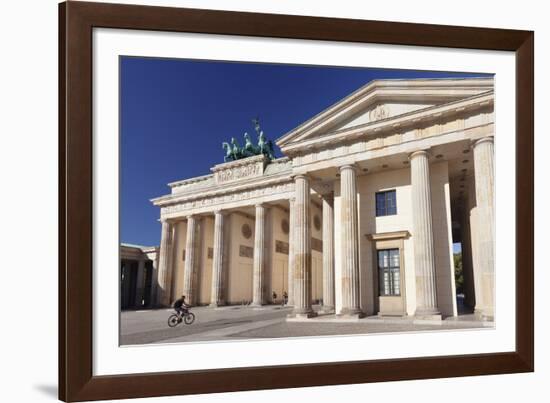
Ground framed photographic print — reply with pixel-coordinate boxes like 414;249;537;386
59;1;534;401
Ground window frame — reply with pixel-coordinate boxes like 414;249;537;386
375;189;397;217
377;248;401;297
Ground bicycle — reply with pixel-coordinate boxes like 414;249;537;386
167;308;196;327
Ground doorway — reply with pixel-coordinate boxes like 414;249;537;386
121;260;138;310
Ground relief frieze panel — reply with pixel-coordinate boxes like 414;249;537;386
216;162;262;183
161;182;294;218
212;155;266;184
275;240;289;255
239;245;254;258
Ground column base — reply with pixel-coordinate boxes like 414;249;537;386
474;307;494;321
318;305;335;314
287;308;317;319
414;308;442;322
414;314;442;321
209;302;226;308
338;307;365;319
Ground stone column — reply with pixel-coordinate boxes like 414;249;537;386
252;204;266;306
121;260;131;308
472;136;495;319
460;194;476;310
150;251;160;307
183;215;197;305
156;220;173;307
290;174;316;318
468;178;483;314
410;150;441;319
134;257;146;307
210;211;226;307
287;197;295;306
322;193;335;313
339;165;363;317
169;222;180;301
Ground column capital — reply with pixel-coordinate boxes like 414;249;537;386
293;173;310;181
161;219;176;227
409;149;431;160
339;164;357;172
472;136;494;148
213;209;226;216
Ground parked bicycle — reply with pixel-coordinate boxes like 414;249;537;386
167;308;195;327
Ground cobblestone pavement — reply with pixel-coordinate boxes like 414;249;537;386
120;305;292;345
120;305;491;345
228;320;483;339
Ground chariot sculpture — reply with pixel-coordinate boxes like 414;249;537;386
222;117;275;162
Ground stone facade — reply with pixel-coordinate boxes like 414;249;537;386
120;244;159;310
131;78;495;321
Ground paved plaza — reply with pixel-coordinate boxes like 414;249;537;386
120;304;493;345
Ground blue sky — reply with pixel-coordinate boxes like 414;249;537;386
120;57;486;247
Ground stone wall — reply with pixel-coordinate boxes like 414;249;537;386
269;207;289;303
226;213;255;304
334;163;456;317
171;221;187;303
198;217;214;305
430;162;457;317
357;167;414;316
310;202;323;302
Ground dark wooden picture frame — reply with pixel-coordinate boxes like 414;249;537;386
59;1;534;401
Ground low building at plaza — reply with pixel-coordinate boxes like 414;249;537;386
124;77;495;321
120;244;158;310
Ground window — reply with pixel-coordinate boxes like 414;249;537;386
378;249;400;296
376;190;397;216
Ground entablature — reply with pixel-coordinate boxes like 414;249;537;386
281;92;493;157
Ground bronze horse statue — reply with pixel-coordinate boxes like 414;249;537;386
257;131;275;160
243;132;257;157
221;118;275;162
230;137;242;160
222;142;233;162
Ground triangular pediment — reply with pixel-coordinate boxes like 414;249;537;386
276;77;494;150
334;101;437;131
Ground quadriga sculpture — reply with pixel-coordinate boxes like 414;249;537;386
221;117;275;162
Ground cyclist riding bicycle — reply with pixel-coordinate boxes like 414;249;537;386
168;295;196;327
173;295;189;317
